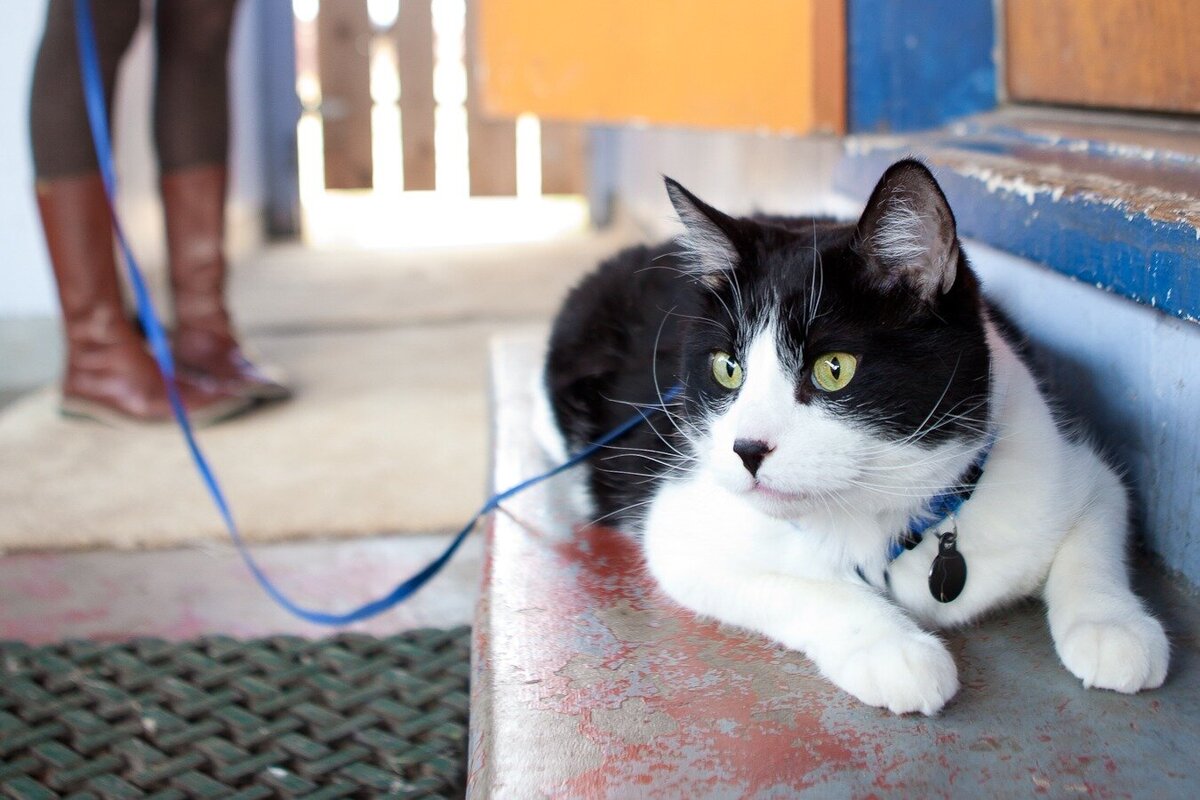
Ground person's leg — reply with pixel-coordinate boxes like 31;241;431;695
30;0;249;425
155;0;290;401
31;0;139;179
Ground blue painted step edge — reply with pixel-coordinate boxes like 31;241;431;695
834;142;1200;325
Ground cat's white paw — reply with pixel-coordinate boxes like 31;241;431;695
1056;614;1169;693
828;631;959;716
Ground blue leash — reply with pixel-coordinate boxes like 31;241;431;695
72;0;680;625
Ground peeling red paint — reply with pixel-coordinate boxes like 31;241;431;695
472;485;886;795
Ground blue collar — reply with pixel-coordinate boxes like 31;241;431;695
886;434;997;562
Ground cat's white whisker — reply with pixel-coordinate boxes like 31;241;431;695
599;451;697;471
585;498;656;528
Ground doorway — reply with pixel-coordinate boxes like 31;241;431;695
289;0;589;248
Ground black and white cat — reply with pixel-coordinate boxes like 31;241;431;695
541;160;1169;715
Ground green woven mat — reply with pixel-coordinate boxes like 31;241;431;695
0;627;470;800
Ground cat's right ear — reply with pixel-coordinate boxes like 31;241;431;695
664;177;741;288
854;159;960;303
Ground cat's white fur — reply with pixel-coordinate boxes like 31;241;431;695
541;315;1170;715
868;197;928;263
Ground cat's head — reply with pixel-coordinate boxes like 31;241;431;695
666;159;992;519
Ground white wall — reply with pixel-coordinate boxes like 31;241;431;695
601;126;847;239
0;2;58;319
0;0;266;389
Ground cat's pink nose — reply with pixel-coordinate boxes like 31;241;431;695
733;438;773;477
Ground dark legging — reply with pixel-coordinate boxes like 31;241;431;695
30;0;239;179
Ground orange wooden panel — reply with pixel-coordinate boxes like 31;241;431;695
1006;0;1199;114
475;0;845;134
318;0;374;189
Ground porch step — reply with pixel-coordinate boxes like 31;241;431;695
834;106;1200;325
468;335;1200;798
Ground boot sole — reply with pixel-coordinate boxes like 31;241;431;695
60;394;254;429
242;382;293;403
176;366;293;404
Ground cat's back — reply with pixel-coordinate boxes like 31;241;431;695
545;239;698;523
550;240;691;350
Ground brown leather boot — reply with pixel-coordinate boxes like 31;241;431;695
161;164;291;402
36;173;253;426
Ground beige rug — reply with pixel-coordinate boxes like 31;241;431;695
0;322;540;552
0;225;637;552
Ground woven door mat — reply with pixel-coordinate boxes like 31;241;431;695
0;627;470;800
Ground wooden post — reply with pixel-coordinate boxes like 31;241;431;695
539;122;587;196
395;0;436;191
318;0;374;190
465;0;516;196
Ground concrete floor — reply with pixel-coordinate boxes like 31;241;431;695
0;532;482;643
0;388;24;410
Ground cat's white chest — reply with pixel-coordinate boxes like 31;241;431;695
640;470;891;588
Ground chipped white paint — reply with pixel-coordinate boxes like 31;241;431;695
959;165;1069;206
952;157;1200;235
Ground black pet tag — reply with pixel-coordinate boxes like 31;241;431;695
928;530;967;603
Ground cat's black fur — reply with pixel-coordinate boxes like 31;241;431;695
546;160;993;526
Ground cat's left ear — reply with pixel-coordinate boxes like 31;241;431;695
854;159;960;302
664;177;741;287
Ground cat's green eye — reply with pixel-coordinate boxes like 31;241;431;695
812;352;858;392
711;351;744;390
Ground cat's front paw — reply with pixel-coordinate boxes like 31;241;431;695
1056;613;1169;693
829;631;959;716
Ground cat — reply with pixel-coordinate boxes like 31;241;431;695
541;159;1169;715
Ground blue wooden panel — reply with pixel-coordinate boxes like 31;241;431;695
847;0;997;133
